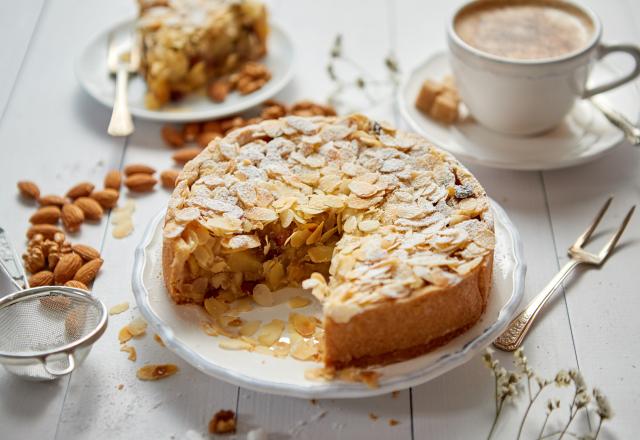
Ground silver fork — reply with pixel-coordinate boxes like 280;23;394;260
494;197;635;351
107;31;140;136
590;97;640;146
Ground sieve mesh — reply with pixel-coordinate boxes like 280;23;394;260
0;291;102;355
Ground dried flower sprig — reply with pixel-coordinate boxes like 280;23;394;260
482;348;613;440
326;34;400;113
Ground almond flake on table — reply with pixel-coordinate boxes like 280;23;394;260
136;364;178;381
120;344;137;361
109;302;130;315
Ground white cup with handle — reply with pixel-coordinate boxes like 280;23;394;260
447;0;640;136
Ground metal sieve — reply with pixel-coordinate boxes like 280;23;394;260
0;227;108;381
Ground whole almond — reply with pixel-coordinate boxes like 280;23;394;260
29;270;54;287
17;181;40;199
72;244;101;261
196;132;221;148
160;170;180;189
73;258;103;285
27;224;63;239
125;174;157;192
66;182;95;199
65;280;89;290
91;189;119;209
202;120;222;134
161;124;185;148
38;194;67;207
172;147;202;165
207;79;231;102
74;197;103;220
61;204;85;232
54;253;83;284
29;206;61;224
183;122;201;141
124;164;156;176
104;169;122;190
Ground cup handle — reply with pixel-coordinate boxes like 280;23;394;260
582;43;640;98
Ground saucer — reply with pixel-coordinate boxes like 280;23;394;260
397;52;640;170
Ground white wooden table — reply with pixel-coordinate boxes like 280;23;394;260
0;0;638;438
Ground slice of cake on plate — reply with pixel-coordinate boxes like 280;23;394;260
136;0;268;108
162;114;494;368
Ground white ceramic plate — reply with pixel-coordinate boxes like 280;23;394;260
398;52;640;171
132;201;525;399
76;19;295;122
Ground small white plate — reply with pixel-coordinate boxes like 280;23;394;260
398;52;640;170
132;201;525;399
76;19;295;122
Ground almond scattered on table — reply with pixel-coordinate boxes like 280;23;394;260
65;280;89;290
182;122;200;142
71;244;100;261
30;206;61;224
66;182;95;200
26;224;62;239
38;194;67;207
61;203;85;232
104;169;122;190
124;163;156;176
17;181;40;200
53;252;83;284
73;258;103;285
161;125;185;148
125;173;157;192
29;270;54;287
160;169;179;189
172;147;202;165
90;189;119;209
74;197;103;220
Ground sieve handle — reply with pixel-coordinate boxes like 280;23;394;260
43;352;76;377
0;226;29;290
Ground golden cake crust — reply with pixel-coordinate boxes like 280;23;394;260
162;114;495;368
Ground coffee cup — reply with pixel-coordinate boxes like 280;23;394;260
447;0;640;136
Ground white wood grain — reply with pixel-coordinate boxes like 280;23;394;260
540;1;640;437
0;0;45;117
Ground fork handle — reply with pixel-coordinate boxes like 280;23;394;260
108;65;134;137
494;260;580;351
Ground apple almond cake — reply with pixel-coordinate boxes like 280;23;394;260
137;0;268;109
163;114;494;368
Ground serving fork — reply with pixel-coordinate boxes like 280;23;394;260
494;197;635;351
107;31;140;136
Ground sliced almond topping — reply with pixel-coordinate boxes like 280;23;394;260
219;339;254;351
290;339;319;361
252;284;274;307
128;317;147;337
290;313;316;337
204;297;230;316
255;319;285;347
239;320;261;337
287;296;312;309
